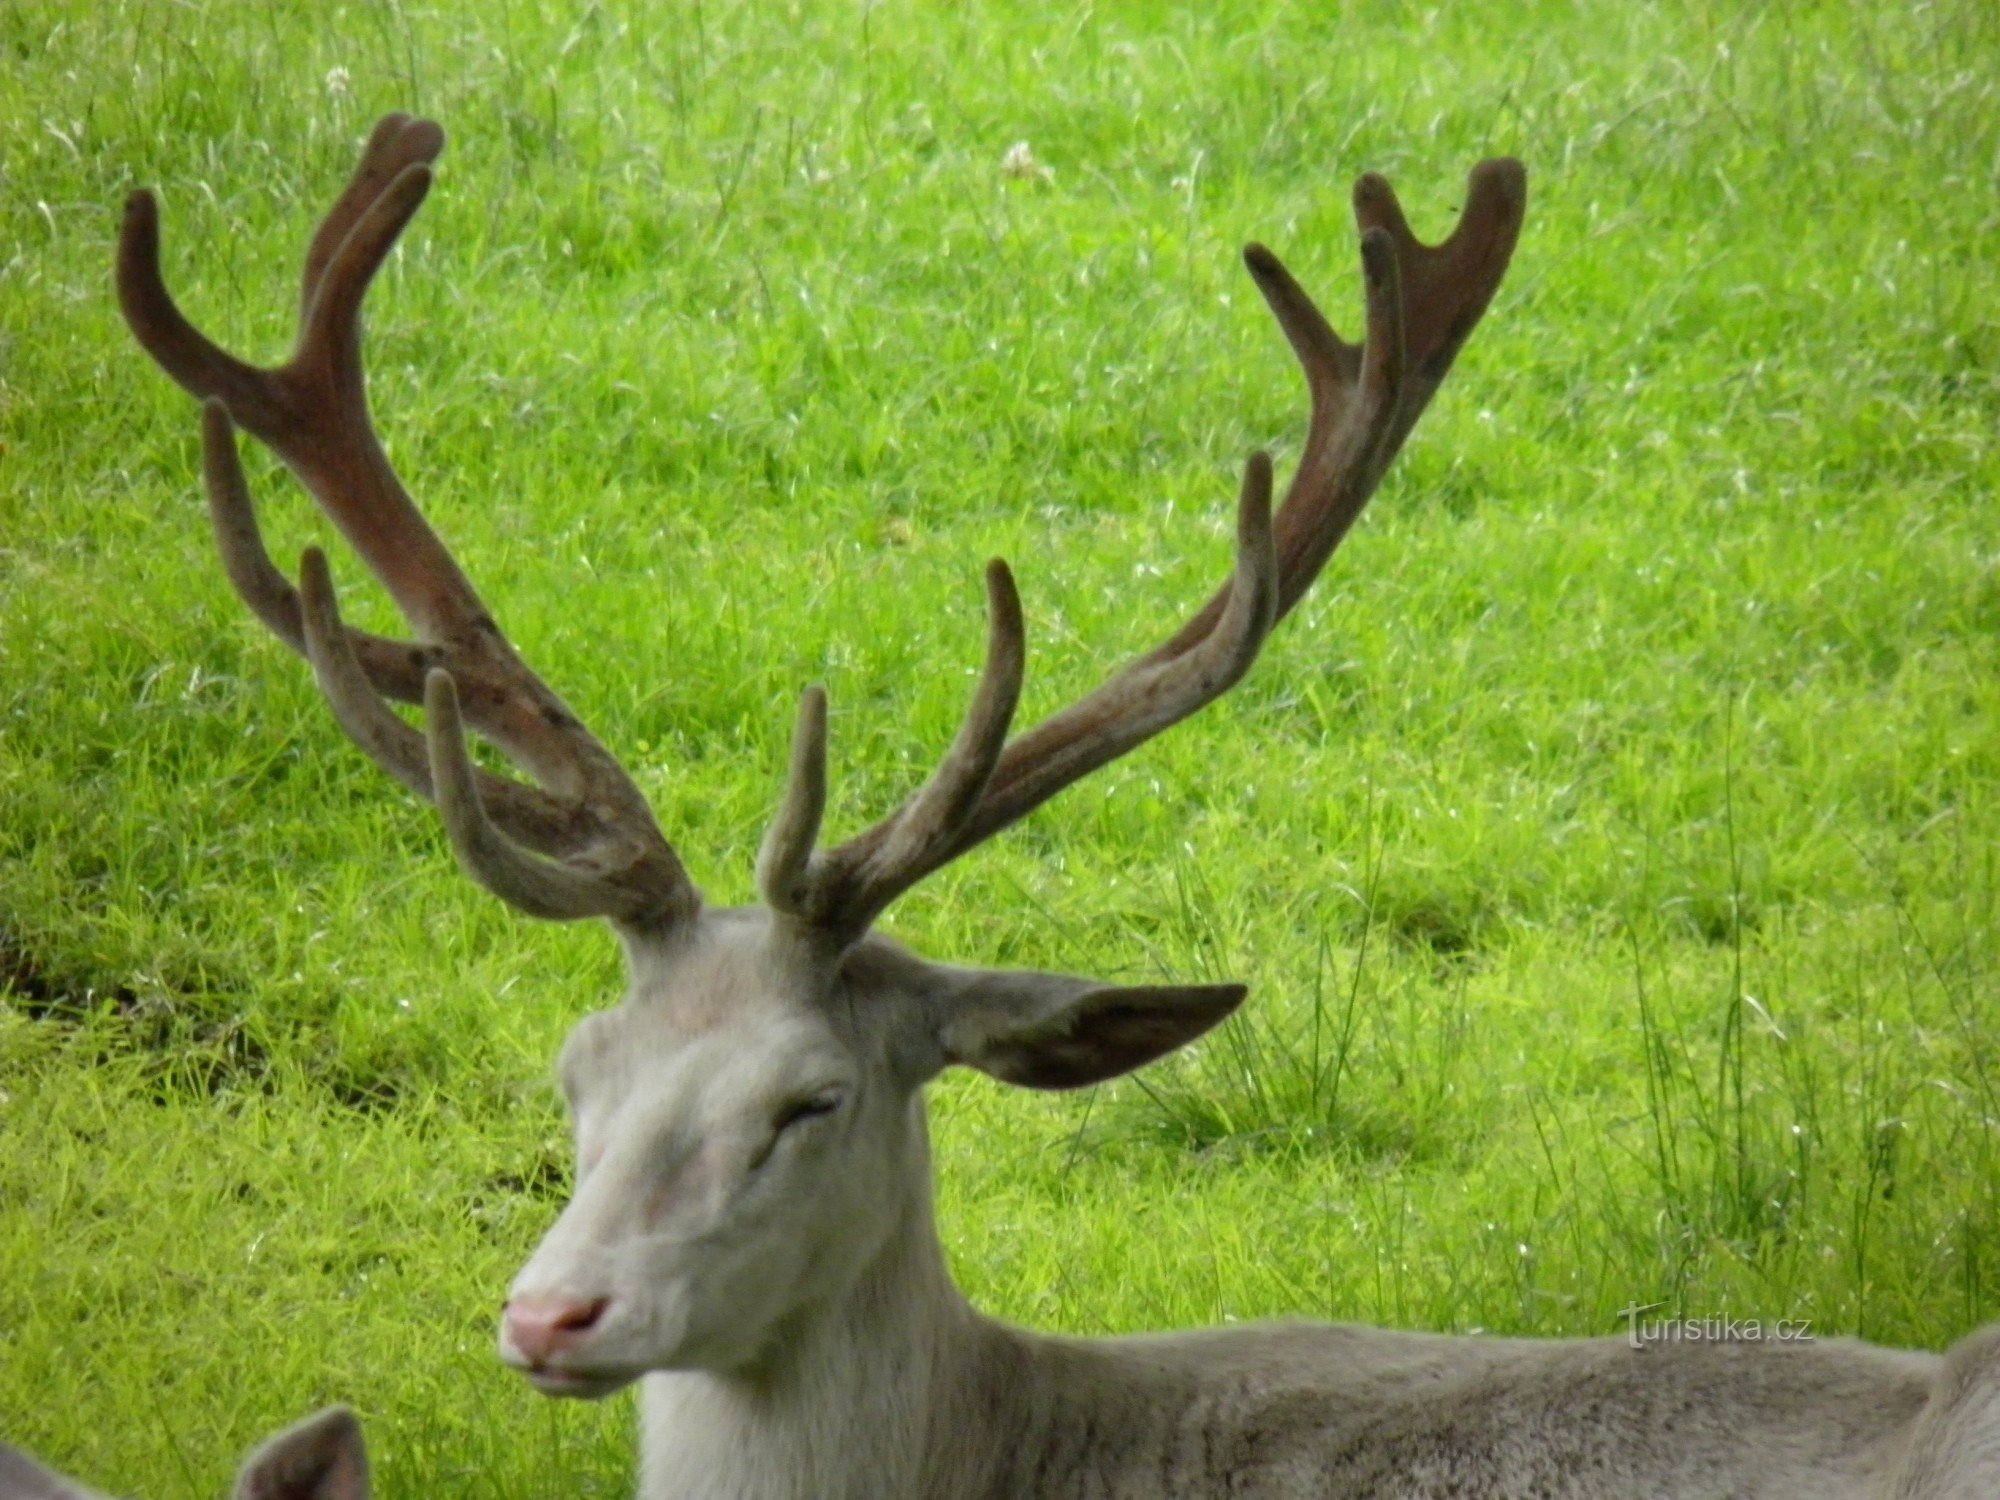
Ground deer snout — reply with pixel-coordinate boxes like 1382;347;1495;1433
503;1294;611;1364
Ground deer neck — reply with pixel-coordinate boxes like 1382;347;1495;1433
633;1111;1011;1500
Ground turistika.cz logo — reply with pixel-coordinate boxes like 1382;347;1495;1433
1616;1304;1817;1351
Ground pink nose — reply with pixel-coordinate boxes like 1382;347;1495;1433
504;1295;611;1364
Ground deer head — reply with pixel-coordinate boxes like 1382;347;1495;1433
119;116;1524;1398
0;1408;368;1500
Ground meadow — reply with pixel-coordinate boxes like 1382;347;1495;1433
2;0;1997;1492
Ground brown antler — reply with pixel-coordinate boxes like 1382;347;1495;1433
763;158;1527;938
118;115;697;928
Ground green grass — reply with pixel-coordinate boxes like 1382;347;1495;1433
3;0;1998;1492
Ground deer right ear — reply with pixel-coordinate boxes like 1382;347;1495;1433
0;1445;111;1500
231;1409;368;1500
931;967;1246;1090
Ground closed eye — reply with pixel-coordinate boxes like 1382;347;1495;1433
748;1093;846;1173
774;1092;843;1134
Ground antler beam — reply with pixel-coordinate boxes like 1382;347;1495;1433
768;159;1526;939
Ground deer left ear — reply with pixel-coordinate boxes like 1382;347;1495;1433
932;967;1246;1089
232;1409;368;1500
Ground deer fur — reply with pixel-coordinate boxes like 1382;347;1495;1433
0;1408;367;1500
515;913;2000;1500
115;115;2000;1499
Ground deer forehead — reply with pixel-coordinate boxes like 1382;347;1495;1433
559;929;873;1119
560;1006;858;1114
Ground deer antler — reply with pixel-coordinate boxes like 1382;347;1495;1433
118;115;697;928
762;159;1527;938
120;117;1519;946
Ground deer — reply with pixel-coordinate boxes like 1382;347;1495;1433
112;114;2000;1499
0;1408;367;1500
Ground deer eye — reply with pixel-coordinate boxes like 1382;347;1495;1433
773;1091;843;1134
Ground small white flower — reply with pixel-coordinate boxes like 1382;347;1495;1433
1001;141;1052;183
326;66;352;97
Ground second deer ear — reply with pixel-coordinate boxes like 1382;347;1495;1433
933;968;1246;1090
231;1408;368;1500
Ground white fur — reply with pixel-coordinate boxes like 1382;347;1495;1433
499;913;2000;1499
0;1408;367;1500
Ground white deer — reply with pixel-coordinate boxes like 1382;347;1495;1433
118;115;2000;1499
0;1409;366;1500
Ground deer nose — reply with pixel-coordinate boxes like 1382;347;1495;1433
503;1295;611;1364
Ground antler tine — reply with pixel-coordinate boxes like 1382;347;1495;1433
856;561;1026;873
201;399;429;702
423;671;658;922
756;685;831;916
764;561;1027;934
763;159;1524;936
290;537;611;856
119;190;282;433
996;450;1280;799
301;114;445;321
122;117;699;929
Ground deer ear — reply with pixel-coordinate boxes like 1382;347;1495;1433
231;1409;368;1500
934;968;1246;1089
0;1445;112;1500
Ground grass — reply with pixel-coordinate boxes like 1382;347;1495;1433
2;0;1998;1491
